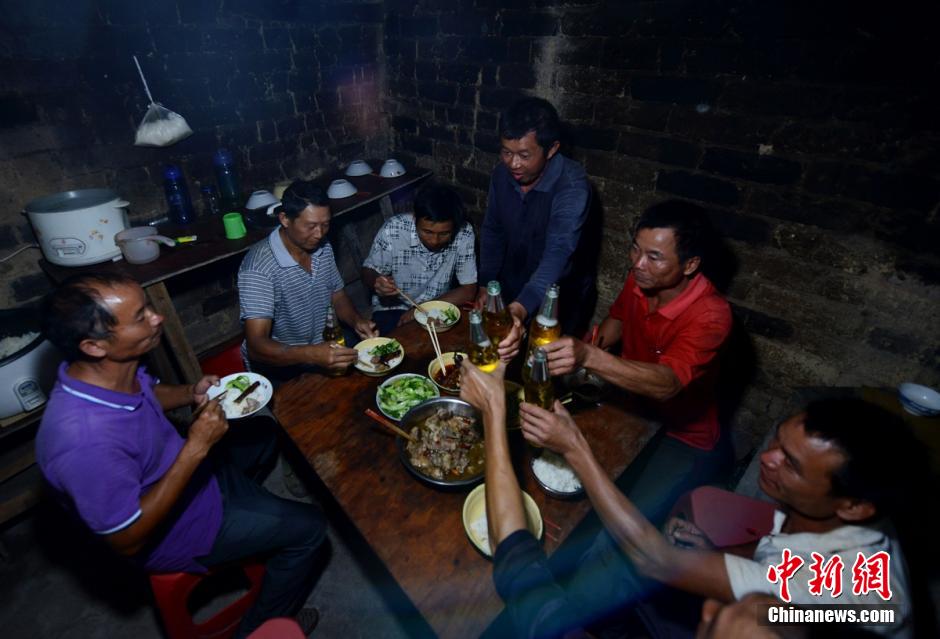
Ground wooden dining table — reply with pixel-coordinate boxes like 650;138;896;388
274;314;659;638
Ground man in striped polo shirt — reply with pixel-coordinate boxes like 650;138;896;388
238;180;377;382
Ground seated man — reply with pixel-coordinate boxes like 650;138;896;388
460;362;916;637
543;199;732;525
361;182;477;335
238;179;377;382
478;97;592;361
520;395;917;636
35;273;326;638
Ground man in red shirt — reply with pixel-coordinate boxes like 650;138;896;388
542;199;732;525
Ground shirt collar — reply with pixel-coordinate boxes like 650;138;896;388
56;362;144;411
268;226;324;269
630;272;715;320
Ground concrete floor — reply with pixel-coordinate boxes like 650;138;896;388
0;455;417;639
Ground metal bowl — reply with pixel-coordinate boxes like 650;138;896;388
396;397;484;488
530;455;585;500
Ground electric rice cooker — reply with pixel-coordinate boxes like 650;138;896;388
0;307;61;419
24;189;130;267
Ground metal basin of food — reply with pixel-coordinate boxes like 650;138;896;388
396;397;484;488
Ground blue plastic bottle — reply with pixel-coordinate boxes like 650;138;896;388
213;149;242;211
163;164;195;225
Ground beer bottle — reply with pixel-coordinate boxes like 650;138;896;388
524;347;554;410
523;284;560;380
468;310;499;372
322;304;347;376
483;280;513;346
322;304;345;345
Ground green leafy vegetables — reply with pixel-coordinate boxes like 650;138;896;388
226;375;251;392
378;376;437;419
369;339;401;358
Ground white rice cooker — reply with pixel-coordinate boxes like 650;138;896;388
0;308;61;419
24;189;130;267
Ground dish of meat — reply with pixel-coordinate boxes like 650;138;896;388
354;337;404;376
397;397;484;487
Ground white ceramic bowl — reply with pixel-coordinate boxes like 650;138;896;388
246;190;279;209
207;372;273;420
380;159;406;178
898;383;940;417
345;160;373;177
327;179;358;199
427;351;467;394
462;484;542;558
354;337;404;376
375;373;439;421
414;301;460;332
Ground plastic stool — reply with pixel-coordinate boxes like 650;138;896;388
669;485;776;548
247;618;306;639
149;560;266;639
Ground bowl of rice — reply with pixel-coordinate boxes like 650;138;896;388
462;483;542;558
531;451;584;499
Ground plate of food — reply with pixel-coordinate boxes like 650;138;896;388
531;450;584;499
354;337;404;376
397;397;484;487
206;372;273;420
462;484;542;557
376;373;440;421
414;301;460;332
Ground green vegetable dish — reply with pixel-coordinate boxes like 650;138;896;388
378;376;438;420
370;339;401;358
226;375;251;392
441;307;459;324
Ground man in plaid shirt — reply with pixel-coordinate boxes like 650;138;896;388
362;183;478;334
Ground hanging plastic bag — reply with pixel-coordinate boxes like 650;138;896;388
132;55;193;147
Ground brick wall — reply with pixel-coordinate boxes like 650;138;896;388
0;0;388;327
384;0;940;457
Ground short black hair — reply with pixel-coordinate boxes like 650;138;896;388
803;398;925;521
413;183;465;231
498;97;561;153
40;273;137;361
280;180;330;220
635;199;714;266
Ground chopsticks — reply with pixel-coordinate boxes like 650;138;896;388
191;390;226;422
427;320;447;376
364;408;416;442
394;286;427;315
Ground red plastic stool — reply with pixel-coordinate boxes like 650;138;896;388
149;560;266;639
247;618;306;639
669;485;776;548
200;341;246;378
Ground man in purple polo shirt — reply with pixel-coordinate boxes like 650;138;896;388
36;273;325;637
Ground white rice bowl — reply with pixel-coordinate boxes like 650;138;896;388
532;451;583;494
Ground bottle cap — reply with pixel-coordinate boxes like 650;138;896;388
469;310;482;323
163;164;182;180
487;281;501;295
533;347;548;362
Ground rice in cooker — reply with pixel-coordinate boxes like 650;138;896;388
532;451;582;493
0;332;39;360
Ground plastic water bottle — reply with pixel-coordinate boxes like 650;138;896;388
201;184;221;217
163;164;195;225
213;149;242;211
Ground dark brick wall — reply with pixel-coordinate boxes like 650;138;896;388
383;0;940;456
0;0;387;315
